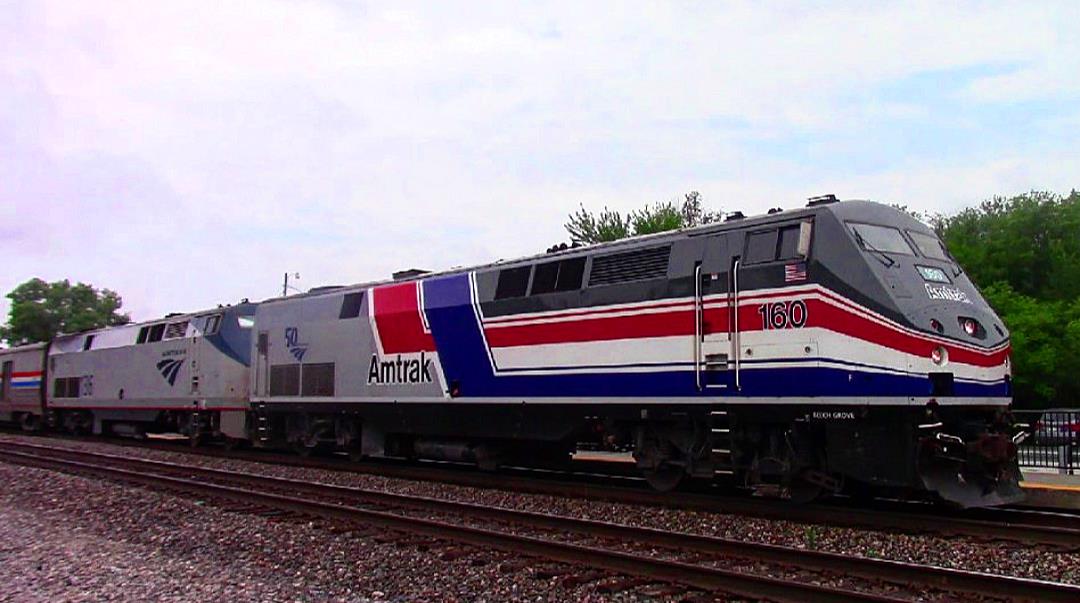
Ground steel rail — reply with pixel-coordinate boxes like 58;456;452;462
1;447;905;603
4;432;1080;547
4;441;1079;602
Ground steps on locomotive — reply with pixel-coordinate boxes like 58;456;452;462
709;409;735;478
254;403;272;443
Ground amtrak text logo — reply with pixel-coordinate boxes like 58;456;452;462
367;352;433;385
925;283;972;304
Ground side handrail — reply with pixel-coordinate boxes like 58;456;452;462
694;264;702;391
732;259;741;390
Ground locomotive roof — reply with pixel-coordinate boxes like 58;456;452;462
49;302;257;343
256;198;858;307
0;341;48;354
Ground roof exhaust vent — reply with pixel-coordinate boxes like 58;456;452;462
724;211;745;222
392;268;430;281
807;194;839;207
767;207;783;214
546;242;582;253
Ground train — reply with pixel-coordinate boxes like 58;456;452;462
0;197;1025;507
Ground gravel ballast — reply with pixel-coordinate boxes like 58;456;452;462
0;460;710;602
2;433;1077;589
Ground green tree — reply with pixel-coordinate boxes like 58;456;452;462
934;190;1080;408
0;278;131;345
937;190;1080;301
979;284;1080;408
565;191;721;244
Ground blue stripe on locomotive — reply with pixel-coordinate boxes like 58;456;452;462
422;273;1007;400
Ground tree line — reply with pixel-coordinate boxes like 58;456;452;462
930;191;1080;409
3;190;1077;408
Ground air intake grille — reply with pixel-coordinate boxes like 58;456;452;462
588;246;671;286
164;321;189;339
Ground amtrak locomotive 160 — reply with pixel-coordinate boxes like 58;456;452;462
0;198;1024;507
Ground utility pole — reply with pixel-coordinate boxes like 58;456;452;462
282;272;300;296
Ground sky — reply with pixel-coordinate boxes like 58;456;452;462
3;1;1079;323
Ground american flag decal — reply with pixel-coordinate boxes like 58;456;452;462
784;262;808;282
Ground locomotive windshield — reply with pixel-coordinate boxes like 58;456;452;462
907;230;949;261
849;223;914;255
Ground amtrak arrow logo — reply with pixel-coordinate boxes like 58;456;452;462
156;358;183;386
285;326;308;362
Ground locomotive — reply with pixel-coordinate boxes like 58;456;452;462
0;198;1024;507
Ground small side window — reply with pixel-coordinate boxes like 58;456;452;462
339;292;364;319
136;327;149;344
147;323;166;343
777;226;801;260
83;335;95;351
745;230;778;264
529;258;586;296
554;257;586;292
203;315;222;335
494;267;531;300
530;262;560;295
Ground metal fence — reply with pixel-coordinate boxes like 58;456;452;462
1014;409;1079;474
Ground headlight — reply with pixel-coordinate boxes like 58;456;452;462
931;346;948;365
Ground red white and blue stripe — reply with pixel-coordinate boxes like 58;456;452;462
11;371;43;389
368;273;1009;402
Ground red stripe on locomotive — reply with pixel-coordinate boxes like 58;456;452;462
483;291;1007;368
371;282;436;354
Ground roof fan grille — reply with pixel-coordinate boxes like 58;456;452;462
588;246;671;287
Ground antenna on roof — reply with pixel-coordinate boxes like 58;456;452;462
807;194;839;207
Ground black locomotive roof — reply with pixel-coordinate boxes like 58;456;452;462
258;199;845;307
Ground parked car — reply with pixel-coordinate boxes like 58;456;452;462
1031;414;1080;446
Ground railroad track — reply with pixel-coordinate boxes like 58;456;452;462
2;440;1077;603
63;433;1080;549
5;429;1080;548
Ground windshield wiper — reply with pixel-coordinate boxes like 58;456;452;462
947;252;963;277
854;231;896;268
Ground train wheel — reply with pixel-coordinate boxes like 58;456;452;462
19;413;41;433
788;469;841;504
643;463;684;492
223;436;245;452
292;441;319;457
788;477;824;504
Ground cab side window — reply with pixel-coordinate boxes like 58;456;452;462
777;225;802;260
744;230;778;264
